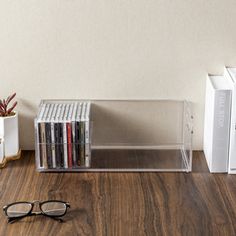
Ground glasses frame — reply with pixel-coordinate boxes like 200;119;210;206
3;200;70;224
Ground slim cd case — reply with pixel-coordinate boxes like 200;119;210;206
35;99;193;172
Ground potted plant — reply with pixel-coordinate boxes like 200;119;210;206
0;93;19;164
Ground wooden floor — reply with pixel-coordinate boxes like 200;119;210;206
0;151;236;236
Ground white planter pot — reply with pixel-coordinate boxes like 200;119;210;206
0;112;19;162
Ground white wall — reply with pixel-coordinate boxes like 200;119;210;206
1;0;236;150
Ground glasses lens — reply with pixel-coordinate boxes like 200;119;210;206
41;202;67;216
6;203;31;217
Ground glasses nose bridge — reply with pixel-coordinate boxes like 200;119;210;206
32;200;41;209
32;200;40;204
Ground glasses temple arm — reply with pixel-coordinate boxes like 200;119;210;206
43;214;64;223
8;215;30;224
7;212;42;224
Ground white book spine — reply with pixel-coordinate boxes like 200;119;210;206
225;68;236;173
212;90;231;172
203;75;232;173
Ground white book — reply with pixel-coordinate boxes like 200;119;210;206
203;74;232;173
224;67;236;174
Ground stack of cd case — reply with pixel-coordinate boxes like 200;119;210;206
35;100;91;171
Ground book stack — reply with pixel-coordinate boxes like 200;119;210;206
204;67;236;173
35;101;91;170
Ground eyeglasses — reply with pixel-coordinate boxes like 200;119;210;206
3;200;70;224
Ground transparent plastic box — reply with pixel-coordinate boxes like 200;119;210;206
35;100;193;172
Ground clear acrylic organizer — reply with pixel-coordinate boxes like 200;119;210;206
35;100;193;172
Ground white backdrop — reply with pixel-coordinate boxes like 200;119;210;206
1;0;236;150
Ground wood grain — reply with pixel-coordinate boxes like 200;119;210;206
0;151;235;236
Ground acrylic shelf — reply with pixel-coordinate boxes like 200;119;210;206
35;99;193;172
